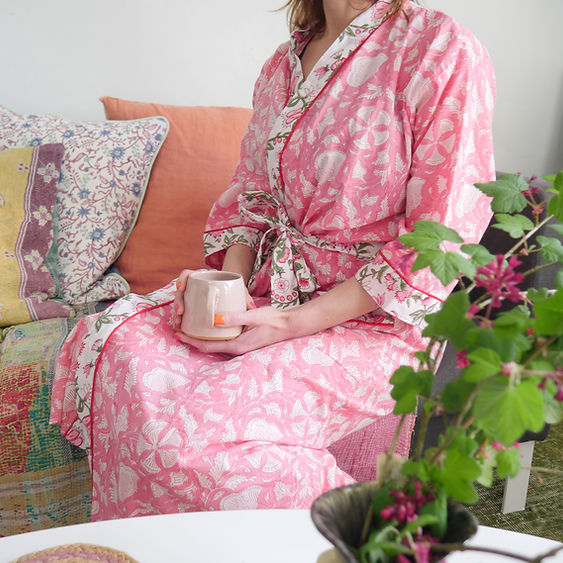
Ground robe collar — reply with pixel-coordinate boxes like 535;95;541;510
288;0;393;94
264;0;394;201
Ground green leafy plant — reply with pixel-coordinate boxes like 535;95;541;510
359;171;563;563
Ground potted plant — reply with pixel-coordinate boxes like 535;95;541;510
311;170;563;563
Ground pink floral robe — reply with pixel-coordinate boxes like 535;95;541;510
51;0;495;521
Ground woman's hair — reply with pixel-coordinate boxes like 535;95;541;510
281;0;409;33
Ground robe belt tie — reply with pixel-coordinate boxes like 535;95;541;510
238;190;317;308
238;190;383;309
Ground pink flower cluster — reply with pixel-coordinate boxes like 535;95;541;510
380;481;433;524
474;255;524;308
538;366;563;402
397;536;437;563
380;482;440;563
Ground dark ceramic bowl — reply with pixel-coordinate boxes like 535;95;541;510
311;481;478;563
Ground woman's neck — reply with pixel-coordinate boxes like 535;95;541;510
321;0;374;41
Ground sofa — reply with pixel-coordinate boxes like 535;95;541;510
0;98;413;536
0;98;555;536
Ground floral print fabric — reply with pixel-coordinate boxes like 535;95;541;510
0;106;169;305
52;1;496;519
205;0;495;325
0;144;72;326
52;285;428;518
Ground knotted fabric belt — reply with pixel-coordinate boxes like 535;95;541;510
238;190;382;309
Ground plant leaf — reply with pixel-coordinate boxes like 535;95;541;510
548;194;563;223
399;514;439;537
398;220;463;251
477;445;496;488
533;288;563;335
537;235;563;264
544;171;563;189
468;323;528;362
419;489;448;539
492;214;534;238
440;427;479;457
441;379;476;412
390;366;433;414
460;243;495;266
475;174;528;213
546;170;563;222
472;377;544;444
422;292;473;349
359;524;398;563
552;170;563;189
527;287;552;305
496;447;521;479
463;348;502;382
371;484;393;524
548;224;563;236
412;250;475;285
440;450;481;503
359;538;411;561
493;306;532;335
542;378;563;424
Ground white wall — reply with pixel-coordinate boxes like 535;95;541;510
0;0;288;119
1;0;562;176
426;0;563;176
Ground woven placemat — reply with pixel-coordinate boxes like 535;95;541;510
11;542;139;563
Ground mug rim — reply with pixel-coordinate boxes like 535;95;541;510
190;270;242;282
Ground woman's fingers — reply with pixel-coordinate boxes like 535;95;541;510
246;292;257;310
172;269;195;329
217;307;265;329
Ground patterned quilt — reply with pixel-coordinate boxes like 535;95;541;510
0;317;91;536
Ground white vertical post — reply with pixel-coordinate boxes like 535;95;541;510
502;440;535;514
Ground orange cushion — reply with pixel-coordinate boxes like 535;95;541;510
101;97;252;295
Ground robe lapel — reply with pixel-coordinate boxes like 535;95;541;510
240;2;394;308
265;1;394;198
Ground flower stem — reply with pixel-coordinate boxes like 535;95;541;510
505;214;554;259
389;413;406;458
523;335;559;367
528;465;563;477
431;542;563;562
413;409;429;461
522;260;559;279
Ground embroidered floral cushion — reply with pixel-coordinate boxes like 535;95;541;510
0;144;73;326
100;97;252;294
0;106;169;304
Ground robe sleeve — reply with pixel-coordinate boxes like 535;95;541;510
355;24;496;328
203;43;290;270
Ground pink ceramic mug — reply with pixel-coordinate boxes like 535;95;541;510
180;270;246;340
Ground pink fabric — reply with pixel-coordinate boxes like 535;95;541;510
51;1;495;521
204;1;495;323
52;287;426;519
327;415;415;483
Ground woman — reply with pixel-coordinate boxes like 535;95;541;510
52;0;495;520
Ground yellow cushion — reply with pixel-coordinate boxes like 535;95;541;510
0;144;71;326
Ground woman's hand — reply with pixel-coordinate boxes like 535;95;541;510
172;269;195;331
174;305;293;356
172;268;256;332
173;277;379;356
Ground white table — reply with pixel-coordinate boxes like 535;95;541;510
0;509;561;562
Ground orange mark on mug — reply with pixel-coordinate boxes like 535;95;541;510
214;314;225;326
176;281;182;291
